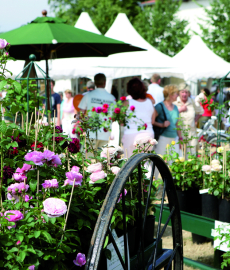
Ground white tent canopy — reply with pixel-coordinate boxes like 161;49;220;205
74;12;102;35
171;35;230;81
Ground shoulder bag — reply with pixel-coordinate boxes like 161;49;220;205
153;103;167;141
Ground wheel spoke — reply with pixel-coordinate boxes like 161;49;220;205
108;229;128;270
122;188;128;268
159;207;175;240
152;178;167;269
165;243;180;270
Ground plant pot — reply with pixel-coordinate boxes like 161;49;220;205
186;187;202;215
176;189;189;212
219;198;230;223
201;193;218;220
144;215;155;248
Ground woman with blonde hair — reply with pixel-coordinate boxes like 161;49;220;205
153;84;182;156
62;89;77;137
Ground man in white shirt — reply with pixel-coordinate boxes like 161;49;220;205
78;73;115;147
147;73;164;105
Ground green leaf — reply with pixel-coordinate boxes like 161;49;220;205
214;190;219;196
13;81;21;94
16;234;24;242
9;247;18;252
104;248;112;260
29;179;37;192
104;235;109;248
17;251;26;263
0;80;7;90
42;213;49;223
41;231;53;243
0;121;7;134
34;231;41;238
49;217;56;224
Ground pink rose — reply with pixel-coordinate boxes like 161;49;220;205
86;163;103;173
149;139;158;145
16;240;21;245
96;107;103;113
130;106;135;111
89;170;106;184
114;108;121;114
117;189;127;203
133;135;153;146
0;39;7;49
42;179;59;189
111;166;120;175
43;198;67;218
100;146;124;159
5;210;24;222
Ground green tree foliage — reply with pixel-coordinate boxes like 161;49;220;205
133;0;190;56
199;0;230;62
48;0;141;34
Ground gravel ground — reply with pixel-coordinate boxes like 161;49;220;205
156;223;215;269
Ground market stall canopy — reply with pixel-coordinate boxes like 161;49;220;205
74;12;102;35
171;35;230;81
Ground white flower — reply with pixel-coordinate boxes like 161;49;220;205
211;164;222;172
202;165;212;174
211;159;220;166
111;166;120;175
217;147;224;153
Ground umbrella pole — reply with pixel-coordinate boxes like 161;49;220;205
45;58;51;125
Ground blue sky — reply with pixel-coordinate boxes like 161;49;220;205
0;0;54;33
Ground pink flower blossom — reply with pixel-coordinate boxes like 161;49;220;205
71;166;80;173
120;96;126;101
130;105;135;111
103;104;109;109
117;189;127;203
89;170;106;184
16;240;21;245
96;107;103;113
102;108;108;113
143;123;148;130
24;194;33;202
16;164;32;173
7;183;29;194
111;166;120;175
149;139;158;145
5;210;24;222
73;253;86;267
42;179;59;189
65;171;83;186
12;172;27;182
0;39;7;49
43;198;67;218
133;135;154;147
25;151;44;166
72;128;76;134
114;108;121;114
7;193;19;203
100;145;124;159
86;163;103;173
28;265;35;270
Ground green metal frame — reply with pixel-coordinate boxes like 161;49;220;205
15;54;51;118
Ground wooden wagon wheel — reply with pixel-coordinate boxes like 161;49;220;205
85;153;183;270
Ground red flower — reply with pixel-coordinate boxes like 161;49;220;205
114;108;121;114
103;128;108;132
120;96;126;101
103;104;109;109
92;107;96;112
143;123;148;130
31;142;43;150
130;105;135;111
102;108;108;113
104;118;107;121
109;117;112;120
72;128;76;134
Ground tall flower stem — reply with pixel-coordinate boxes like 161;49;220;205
37;169;39;208
53;110;56;152
28;112;34;136
0;110;3;208
61;178;76;242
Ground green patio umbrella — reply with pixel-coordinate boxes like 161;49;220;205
0;11;144;110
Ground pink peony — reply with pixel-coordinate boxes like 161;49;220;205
86;163;103;173
25;151;44;166
130;106;135;111
7;183;29;194
89;170;106;184
43;198;67;218
73;253;86;267
42;179;59;189
5;210;24;222
0;39;7;49
95;107;103;113
13;172;27;182
117;189;127;203
114;108;121;114
111;166;121;175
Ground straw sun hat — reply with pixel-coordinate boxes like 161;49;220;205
178;82;190;91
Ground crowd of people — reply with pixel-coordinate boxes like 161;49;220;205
46;72;220;158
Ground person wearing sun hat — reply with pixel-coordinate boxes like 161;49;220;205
173;82;203;155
